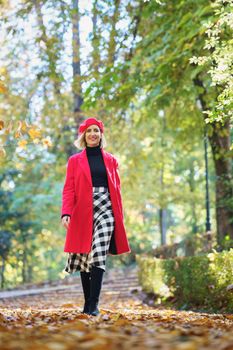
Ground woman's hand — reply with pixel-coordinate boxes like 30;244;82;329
61;215;70;229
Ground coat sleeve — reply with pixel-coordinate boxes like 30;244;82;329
114;157;121;187
114;157;124;219
61;157;76;218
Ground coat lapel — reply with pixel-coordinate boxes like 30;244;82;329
101;148;115;185
78;148;114;186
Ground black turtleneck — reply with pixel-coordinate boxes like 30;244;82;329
61;145;109;219
86;145;109;188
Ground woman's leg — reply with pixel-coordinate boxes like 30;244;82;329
80;271;91;314
88;265;105;316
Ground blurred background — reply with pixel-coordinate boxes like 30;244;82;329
0;0;232;289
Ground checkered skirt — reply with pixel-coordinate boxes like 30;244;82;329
63;186;115;273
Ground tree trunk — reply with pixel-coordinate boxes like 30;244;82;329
33;0;62;96
159;208;167;245
72;0;83;125
107;0;120;65
22;244;27;283
91;0;101;78
194;77;233;245
1;258;5;289
208;119;233;244
159;112;167;245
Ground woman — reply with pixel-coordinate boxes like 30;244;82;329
60;117;131;316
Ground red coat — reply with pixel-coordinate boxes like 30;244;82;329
61;147;131;256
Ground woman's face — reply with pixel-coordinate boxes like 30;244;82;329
85;124;101;147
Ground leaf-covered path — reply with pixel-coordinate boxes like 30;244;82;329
0;266;233;350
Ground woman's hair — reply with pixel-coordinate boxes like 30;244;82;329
74;130;107;149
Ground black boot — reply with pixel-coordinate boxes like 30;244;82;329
88;265;105;316
80;271;91;314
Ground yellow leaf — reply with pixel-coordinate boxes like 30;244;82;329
21;120;30;132
33;138;40;144
0;82;7;94
15;131;22;138
0;120;4;130
28;128;41;139
42;137;52;147
61;303;74;308
18;139;28;149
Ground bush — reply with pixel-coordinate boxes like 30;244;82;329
136;249;233;312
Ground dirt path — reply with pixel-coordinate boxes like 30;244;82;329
0;266;233;350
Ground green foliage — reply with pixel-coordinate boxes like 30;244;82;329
190;0;233;125
136;249;233;311
0;152;66;289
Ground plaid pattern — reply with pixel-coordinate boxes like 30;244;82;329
63;186;115;273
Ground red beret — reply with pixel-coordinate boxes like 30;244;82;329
78;118;104;134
